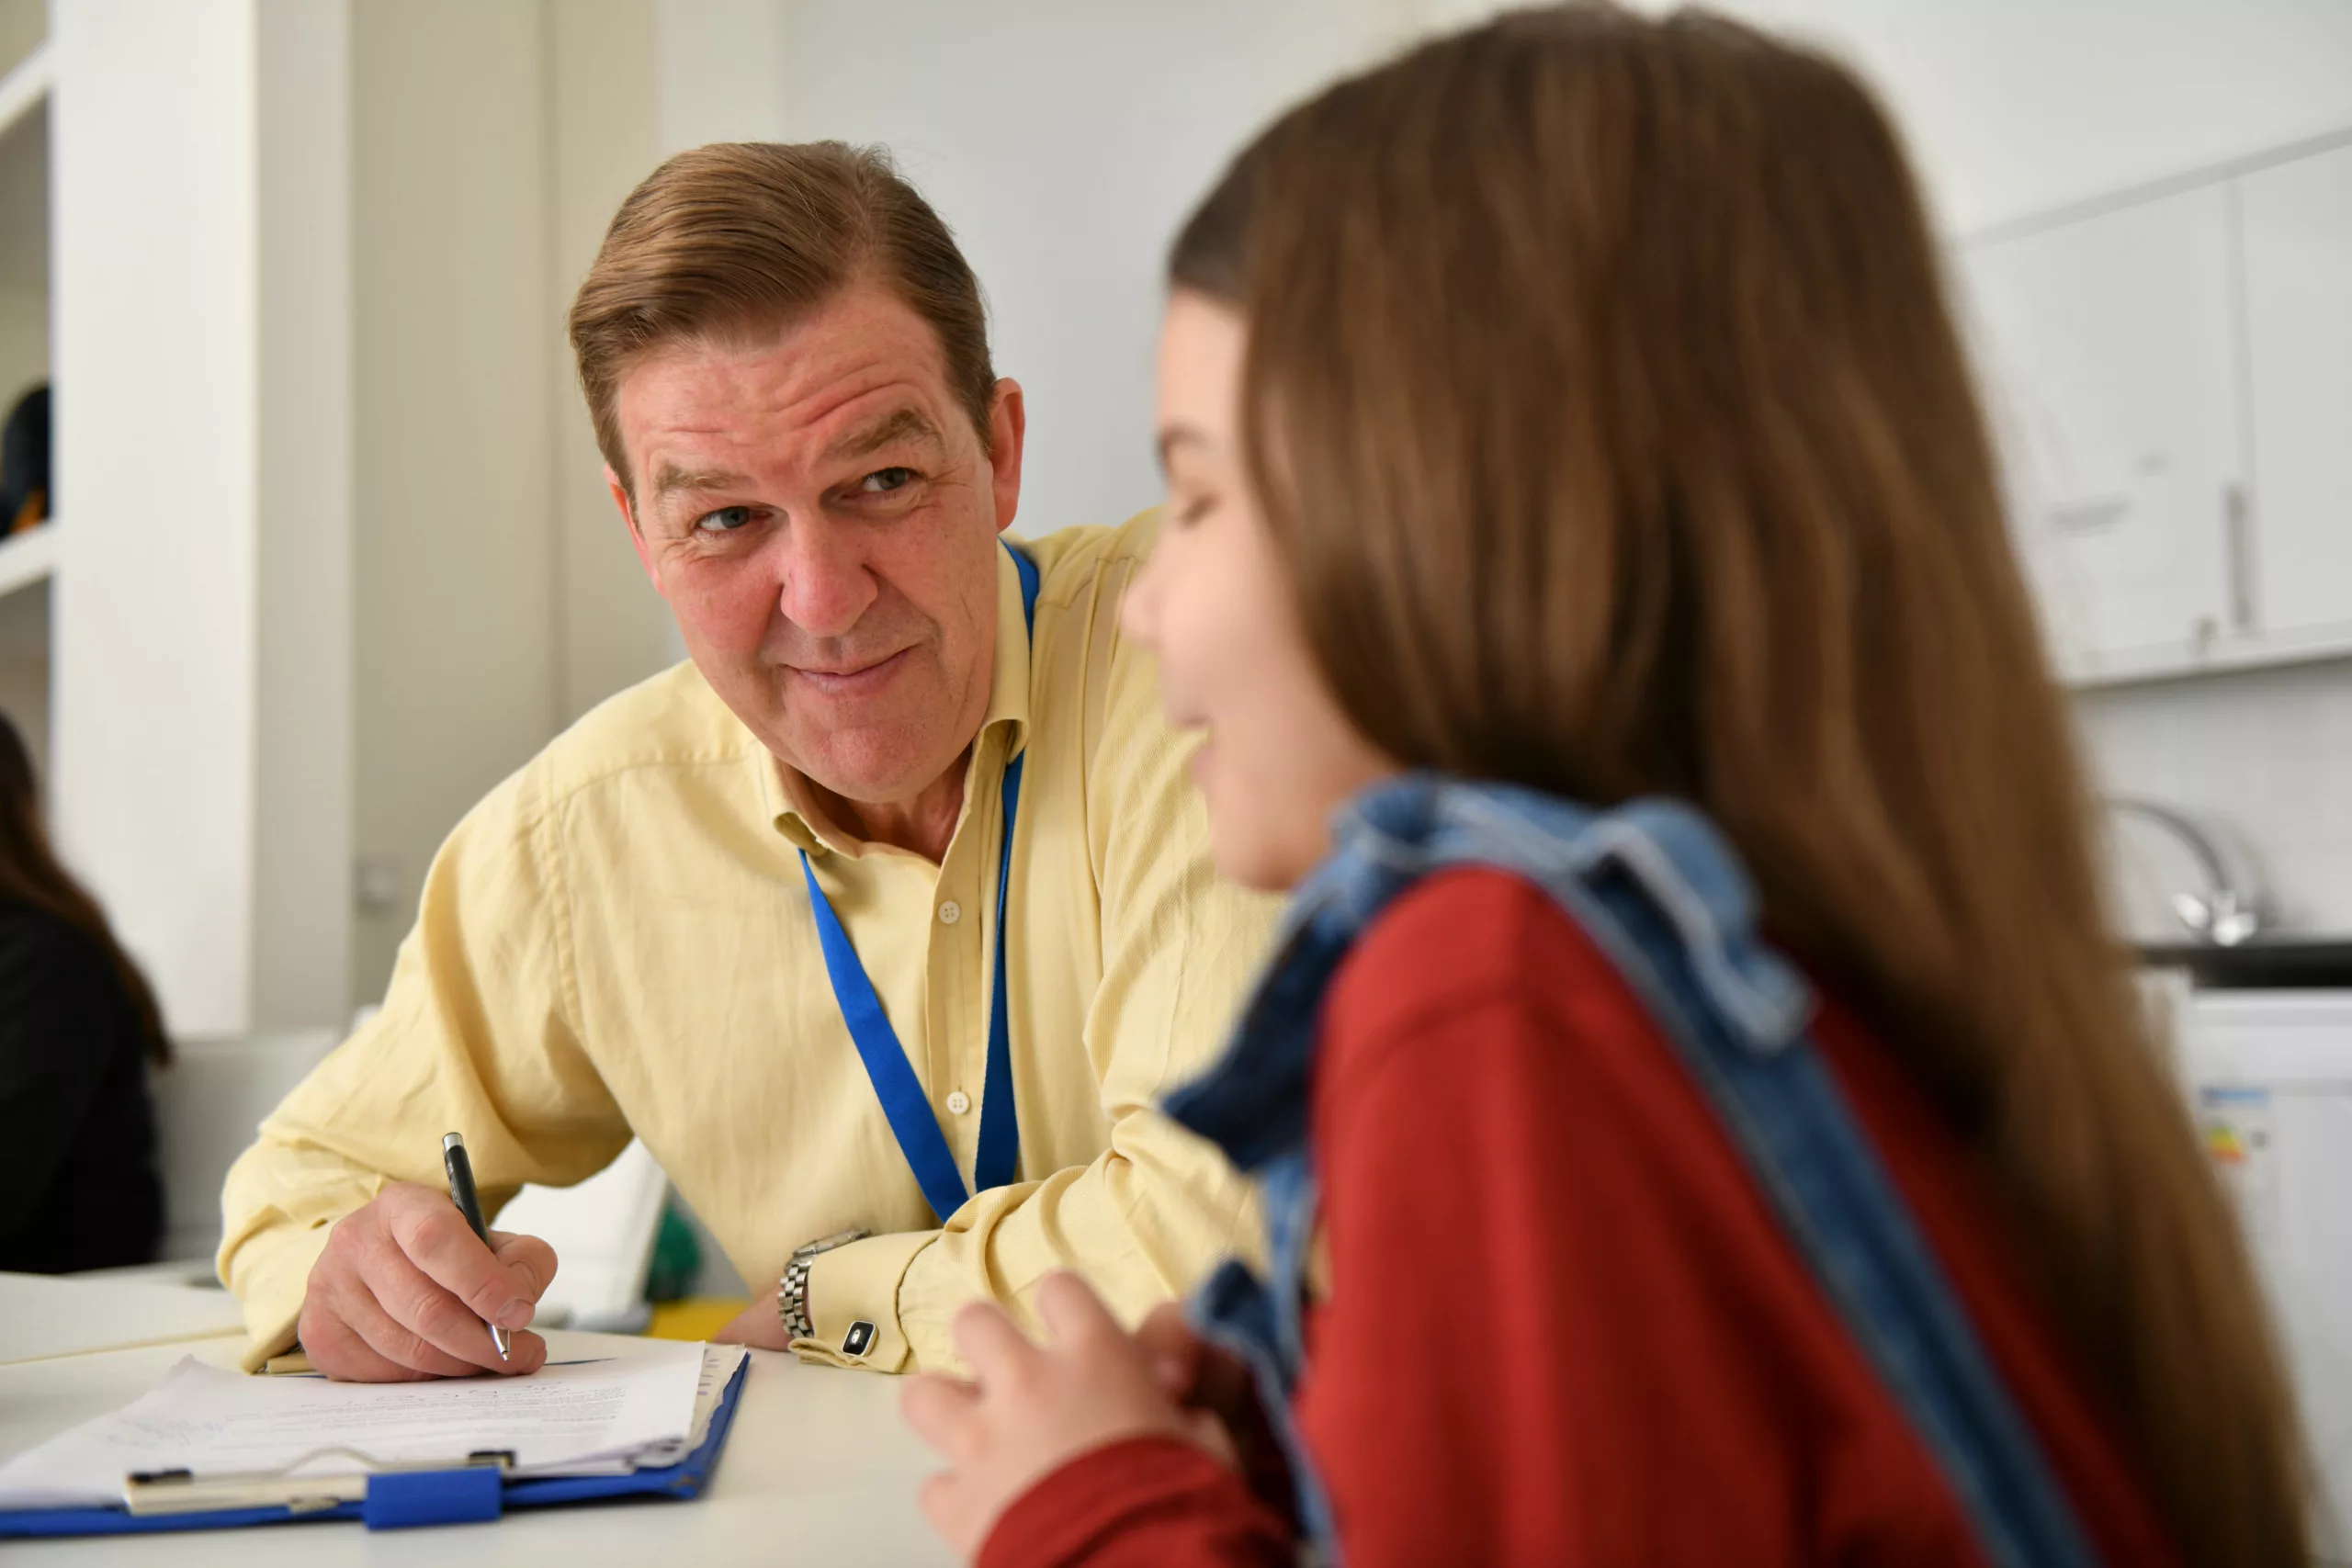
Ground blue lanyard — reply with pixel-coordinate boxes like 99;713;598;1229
797;543;1040;1224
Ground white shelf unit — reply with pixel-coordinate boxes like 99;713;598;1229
0;28;47;774
0;519;51;598
0;37;46;136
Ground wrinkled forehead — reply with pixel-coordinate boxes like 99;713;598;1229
615;284;976;490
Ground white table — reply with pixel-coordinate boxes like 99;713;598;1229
0;1326;955;1564
0;1270;247;1365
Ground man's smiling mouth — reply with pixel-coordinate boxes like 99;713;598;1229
786;646;914;696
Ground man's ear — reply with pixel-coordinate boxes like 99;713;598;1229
986;378;1026;536
608;465;664;595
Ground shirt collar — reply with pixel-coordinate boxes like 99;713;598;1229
765;543;1033;859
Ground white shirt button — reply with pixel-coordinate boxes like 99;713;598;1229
945;1089;971;1115
938;900;962;926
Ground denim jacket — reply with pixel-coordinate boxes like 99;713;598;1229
1163;773;2097;1568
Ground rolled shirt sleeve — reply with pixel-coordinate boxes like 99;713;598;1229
218;757;629;1371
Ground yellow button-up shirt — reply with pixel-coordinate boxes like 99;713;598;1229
219;512;1283;1373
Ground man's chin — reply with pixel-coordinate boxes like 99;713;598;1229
784;728;961;807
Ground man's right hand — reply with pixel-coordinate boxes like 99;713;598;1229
297;1180;558;1381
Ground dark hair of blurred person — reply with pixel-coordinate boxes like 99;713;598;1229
901;6;2310;1567
0;708;167;1272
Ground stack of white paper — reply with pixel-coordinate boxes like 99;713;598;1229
0;1341;744;1513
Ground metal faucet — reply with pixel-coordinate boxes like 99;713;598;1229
2106;797;2264;948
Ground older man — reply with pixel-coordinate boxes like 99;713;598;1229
220;142;1279;1380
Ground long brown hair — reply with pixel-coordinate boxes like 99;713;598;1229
0;713;169;1065
1172;6;2308;1563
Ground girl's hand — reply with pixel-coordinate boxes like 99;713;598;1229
1135;1302;1295;1523
900;1271;1237;1559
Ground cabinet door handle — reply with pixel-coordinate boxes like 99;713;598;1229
2224;482;2256;633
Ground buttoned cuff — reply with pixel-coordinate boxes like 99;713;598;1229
795;1229;933;1373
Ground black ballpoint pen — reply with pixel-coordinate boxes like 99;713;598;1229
441;1131;512;1362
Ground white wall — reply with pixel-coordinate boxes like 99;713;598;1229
550;0;686;730
349;0;565;1000
54;0;354;1034
1555;0;2352;238
253;0;355;1027
772;0;1422;536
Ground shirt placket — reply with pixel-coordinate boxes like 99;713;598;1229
925;759;990;1185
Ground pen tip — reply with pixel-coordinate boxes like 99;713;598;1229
442;1132;464;1153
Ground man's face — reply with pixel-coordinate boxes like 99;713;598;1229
610;283;1024;807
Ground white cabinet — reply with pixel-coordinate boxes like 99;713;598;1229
1959;186;2245;677
2242;142;2352;651
2179;992;2352;1565
1954;133;2352;687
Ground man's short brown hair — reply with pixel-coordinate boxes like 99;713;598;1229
569;141;996;494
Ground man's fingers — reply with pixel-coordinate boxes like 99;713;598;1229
326;1277;485;1379
299;1300;435;1382
1033;1270;1121;1349
488;1231;559;1303
385;1187;536;1330
498;1329;550;1374
948;1301;1039;1386
899;1372;983;1459
362;1239;526;1373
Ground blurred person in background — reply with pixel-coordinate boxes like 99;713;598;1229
901;6;2310;1567
219;142;1279;1383
0;709;166;1274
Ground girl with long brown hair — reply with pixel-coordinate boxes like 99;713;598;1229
0;709;168;1272
900;6;2312;1564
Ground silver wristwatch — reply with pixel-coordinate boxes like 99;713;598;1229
778;1228;867;1341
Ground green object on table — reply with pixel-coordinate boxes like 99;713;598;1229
645;1201;702;1303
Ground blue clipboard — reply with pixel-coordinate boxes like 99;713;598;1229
0;1352;750;1538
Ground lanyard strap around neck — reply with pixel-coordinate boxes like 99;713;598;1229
797;542;1040;1225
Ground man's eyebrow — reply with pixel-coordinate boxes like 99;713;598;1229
650;463;755;501
827;407;946;463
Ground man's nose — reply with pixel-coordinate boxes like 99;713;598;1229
775;526;879;639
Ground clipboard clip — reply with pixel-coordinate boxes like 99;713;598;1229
123;1446;515;1529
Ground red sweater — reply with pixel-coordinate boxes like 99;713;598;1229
982;869;2182;1568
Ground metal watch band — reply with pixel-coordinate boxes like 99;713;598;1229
776;1228;868;1342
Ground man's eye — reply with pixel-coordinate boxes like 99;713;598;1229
695;506;754;534
859;468;916;494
